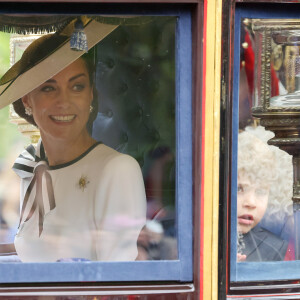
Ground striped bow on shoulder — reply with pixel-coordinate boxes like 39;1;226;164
12;139;56;237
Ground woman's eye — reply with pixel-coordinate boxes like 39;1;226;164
73;84;85;92
41;86;55;92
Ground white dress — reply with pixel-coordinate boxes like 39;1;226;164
14;143;146;262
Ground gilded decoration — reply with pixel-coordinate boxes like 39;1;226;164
9;34;41;144
251;19;300;258
260;118;300;126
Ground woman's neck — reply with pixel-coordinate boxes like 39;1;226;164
40;133;96;166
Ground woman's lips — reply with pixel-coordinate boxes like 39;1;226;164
50;115;76;123
238;214;254;225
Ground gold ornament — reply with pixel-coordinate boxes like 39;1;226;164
271;44;283;71
78;175;90;191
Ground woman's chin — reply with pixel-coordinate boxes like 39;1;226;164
41;129;78;144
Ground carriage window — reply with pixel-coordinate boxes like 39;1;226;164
236;17;294;264
0;11;192;283
231;5;300;285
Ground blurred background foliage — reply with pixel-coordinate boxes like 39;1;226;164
0;32;10;75
0;32;28;162
0;32;26;242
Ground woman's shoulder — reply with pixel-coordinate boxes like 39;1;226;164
91;143;141;170
48;143;140;173
90;144;143;185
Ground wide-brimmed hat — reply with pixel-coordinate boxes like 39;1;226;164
0;17;118;110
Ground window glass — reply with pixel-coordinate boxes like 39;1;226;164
237;19;294;264
0;10;193;283
0;15;177;263
230;9;300;283
0;32;30;249
93;17;177;261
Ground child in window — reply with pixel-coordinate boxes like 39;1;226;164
237;127;291;262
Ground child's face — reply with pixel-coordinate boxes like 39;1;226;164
237;174;269;234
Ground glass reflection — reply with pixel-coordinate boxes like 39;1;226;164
237;128;292;262
0;16;177;262
237;19;294;263
270;30;300;106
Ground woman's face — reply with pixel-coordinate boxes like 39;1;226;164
22;58;93;144
237;173;269;234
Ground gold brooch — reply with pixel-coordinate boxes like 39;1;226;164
78;175;90;191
